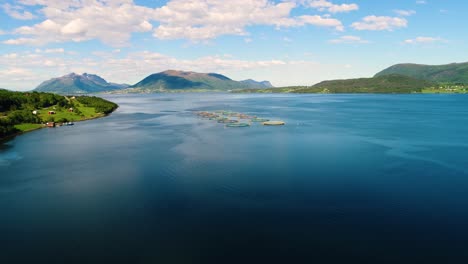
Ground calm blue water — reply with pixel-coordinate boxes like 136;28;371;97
2;93;468;263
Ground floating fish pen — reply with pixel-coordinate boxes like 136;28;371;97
226;123;250;128
251;118;270;122
218;119;239;124
263;121;285;126
195;111;284;127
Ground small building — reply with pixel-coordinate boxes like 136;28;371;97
46;122;55;128
48;111;56;115
32;110;38;115
68;108;74;112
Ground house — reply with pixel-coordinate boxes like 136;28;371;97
46;122;55;128
48;111;56;115
68;108;74;112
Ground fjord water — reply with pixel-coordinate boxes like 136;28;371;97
2;93;468;263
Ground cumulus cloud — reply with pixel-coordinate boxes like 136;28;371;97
152;0;343;40
298;15;344;31
329;35;369;44
307;0;359;13
5;0;344;45
403;36;445;44
0;67;37;83
351;16;407;31
394;10;416;16
2;3;36;20
5;0;154;46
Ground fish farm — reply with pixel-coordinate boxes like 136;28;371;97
195;111;285;127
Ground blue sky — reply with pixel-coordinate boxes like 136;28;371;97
0;0;465;90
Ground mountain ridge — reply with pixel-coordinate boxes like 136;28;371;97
375;62;468;84
128;70;273;92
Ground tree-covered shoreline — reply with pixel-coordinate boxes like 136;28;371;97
0;90;118;140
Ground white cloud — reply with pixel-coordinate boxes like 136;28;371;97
0;30;5;35
351;16;407;31
3;38;38;45
416;1;427;4
0;67;36;83
329;35;369;44
152;0;343;40
5;0;344;45
3;53;19;59
5;0;154;46
2;3;36;20
403;36;445;44
307;0;359;13
394;10;416;17
44;48;65;53
298;15;344;31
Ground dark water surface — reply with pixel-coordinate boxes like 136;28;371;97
2;94;468;263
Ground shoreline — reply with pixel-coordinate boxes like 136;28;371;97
0;109;117;144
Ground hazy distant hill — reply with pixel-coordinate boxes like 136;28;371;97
239;79;273;88
375;62;468;84
235;74;436;94
34;73;129;94
129;70;272;92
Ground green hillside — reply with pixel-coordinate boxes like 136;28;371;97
235;74;436;94
375;62;468;84
0;90;117;140
129;70;271;92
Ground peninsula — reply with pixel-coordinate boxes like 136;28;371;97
0;89;118;141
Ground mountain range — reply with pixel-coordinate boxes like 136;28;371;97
34;70;273;94
31;61;468;94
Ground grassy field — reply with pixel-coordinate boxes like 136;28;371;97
422;86;468;94
37;101;103;122
14;123;43;132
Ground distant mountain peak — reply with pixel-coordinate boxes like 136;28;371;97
34;73;128;94
240;79;273;88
